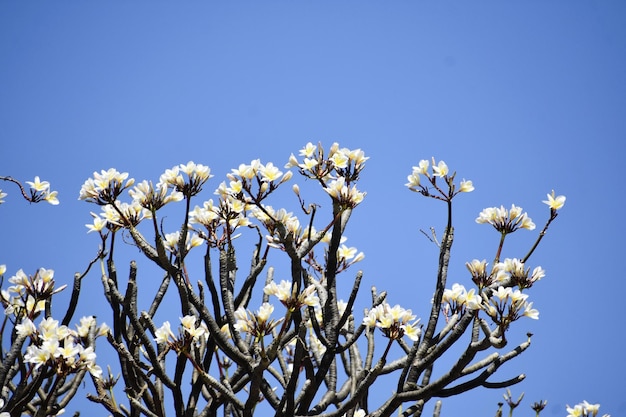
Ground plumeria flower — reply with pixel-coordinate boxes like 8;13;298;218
79;168;134;205
406;158;472;198
264;280;320;310
0;189;6;204
363;302;421;341
1;268;66;318
458;179;474;192
299;142;317;158
129;180;184;211
233;303;284;338
491;258;545;289
566;401;607;417
483;286;539;327
26;176;50;192
442;283;482;313
476;205;535;233
16;317;37;337
75;316;109;339
22;177;59;205
324;177;366;207
330;151;349;169
405;171;421;189
154;321;176;344
432;160;449;177
44;190;59;205
258;162;283;182
22;316;105;379
466;259;489;287
163;231;203;254
543;190;566;210
335;243;365;271
85;212;108;233
180;315;206;339
159;162;212;197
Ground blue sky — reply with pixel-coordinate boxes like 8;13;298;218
1;2;625;416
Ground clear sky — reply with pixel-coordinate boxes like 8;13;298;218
1;2;625;416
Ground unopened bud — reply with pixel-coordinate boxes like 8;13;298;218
280;171;293;184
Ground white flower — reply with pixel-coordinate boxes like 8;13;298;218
543;190;566;210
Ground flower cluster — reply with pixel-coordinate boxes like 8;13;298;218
155;315;208;351
482;286;539;329
465;258;545;290
85;200;153;233
567;401;608;417
363;302;421;341
0;176;59;205
225;159;293;203
264;280;319;311
250;205;301;247
442;283;482;314
1;268;66;318
129;180;184;211
476;205;535;233
19;316;106;379
323;177;366;208
189;197;251;246
406;158;474;198
234;303;284;339
25;177;59;205
286;142;368;208
163;231;203;254
79;168;135;205
160;161;212;198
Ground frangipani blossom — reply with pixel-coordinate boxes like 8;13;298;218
363;302;421;341
476;205;535;233
543;190;566;210
264;280;320;310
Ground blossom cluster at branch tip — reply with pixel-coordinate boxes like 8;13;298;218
496;258;545;289
79;168;134;205
566;400;608;417
484;286;539;324
20;316;106;379
476;204;535;233
224;158;292;205
1;268;66;317
160;161;212;197
465;258;545;290
163;231;203;254
23;176;60;205
234;303;284;338
442;283;482;313
285;142;368;207
363;302;421;341
155;315;208;348
129;180;184;211
250;205;303;248
324;176;366;208
264;280;319;310
543;190;566;210
84;201;152;233
405;158;474;196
